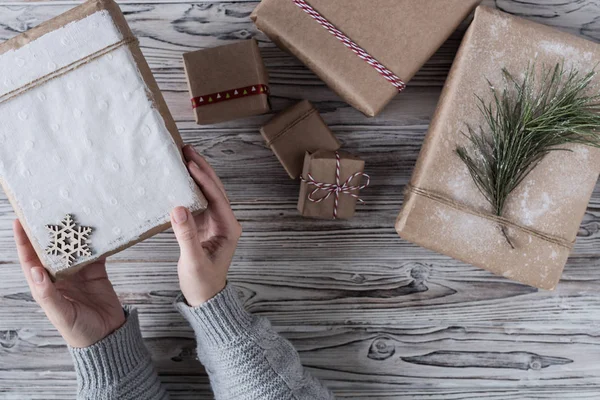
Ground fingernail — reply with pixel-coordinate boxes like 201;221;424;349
31;267;44;284
172;207;188;224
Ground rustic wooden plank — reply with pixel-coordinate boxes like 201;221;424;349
1;0;600;399
3;317;600;397
3;264;600;332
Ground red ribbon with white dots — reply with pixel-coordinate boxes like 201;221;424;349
292;0;406;92
301;151;370;220
191;84;269;109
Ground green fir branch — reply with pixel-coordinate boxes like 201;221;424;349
456;63;600;248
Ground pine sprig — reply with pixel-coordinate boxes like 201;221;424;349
456;63;600;247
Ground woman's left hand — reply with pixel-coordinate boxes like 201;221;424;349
13;220;125;348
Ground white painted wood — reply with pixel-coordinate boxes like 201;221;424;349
1;1;600;399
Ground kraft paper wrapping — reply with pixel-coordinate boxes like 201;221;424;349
396;6;600;290
260;100;341;179
298;150;365;220
0;0;207;277
183;39;270;125
251;0;481;117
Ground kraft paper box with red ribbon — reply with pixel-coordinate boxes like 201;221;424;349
251;0;481;117
260;100;341;179
395;6;600;290
299;150;369;220
183;39;270;125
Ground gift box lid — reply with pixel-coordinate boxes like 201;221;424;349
260;100;341;179
183;39;270;124
252;0;481;117
396;6;600;290
0;0;207;277
261;100;317;145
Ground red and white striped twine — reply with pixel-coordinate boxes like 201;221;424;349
301;152;370;220
292;0;406;92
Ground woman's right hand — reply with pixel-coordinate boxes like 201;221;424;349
170;145;242;307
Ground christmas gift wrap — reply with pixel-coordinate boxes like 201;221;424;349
260;100;341;179
183;39;270;125
251;0;481;117
299;150;369;220
0;0;208;277
395;6;600;290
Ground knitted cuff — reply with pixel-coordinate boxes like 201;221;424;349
174;284;254;348
69;307;151;391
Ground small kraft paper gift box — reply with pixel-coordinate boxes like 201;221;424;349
396;6;600;290
183;39;270;125
251;0;481;117
0;0;207;277
299;150;369;220
260;100;341;179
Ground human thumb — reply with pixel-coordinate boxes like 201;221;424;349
170;207;199;257
29;267;70;322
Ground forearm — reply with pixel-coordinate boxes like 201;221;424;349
69;307;169;400
175;284;334;400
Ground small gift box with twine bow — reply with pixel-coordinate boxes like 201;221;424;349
299;150;369;220
183;39;270;125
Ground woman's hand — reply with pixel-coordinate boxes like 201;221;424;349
170;145;242;307
13;220;125;348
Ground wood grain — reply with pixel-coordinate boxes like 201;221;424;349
1;1;600;399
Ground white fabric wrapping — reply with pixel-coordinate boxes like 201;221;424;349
0;11;203;272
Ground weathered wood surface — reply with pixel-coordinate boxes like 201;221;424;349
2;0;600;399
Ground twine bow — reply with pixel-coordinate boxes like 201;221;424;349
301;152;370;219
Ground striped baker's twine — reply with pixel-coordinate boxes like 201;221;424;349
301;152;370;219
292;0;406;92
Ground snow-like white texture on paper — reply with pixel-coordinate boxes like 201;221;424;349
539;40;594;70
0;11;204;272
0;11;122;97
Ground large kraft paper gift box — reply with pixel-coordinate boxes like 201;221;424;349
396;6;600;290
0;0;207;277
251;0;481;117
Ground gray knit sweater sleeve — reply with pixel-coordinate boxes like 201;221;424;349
69;307;169;400
175;284;335;400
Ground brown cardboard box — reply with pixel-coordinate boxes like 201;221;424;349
183;39;270;125
260;100;341;179
395;6;600;290
299;150;366;220
0;0;207;277
251;0;481;117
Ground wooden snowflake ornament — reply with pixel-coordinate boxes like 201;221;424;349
45;214;93;268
